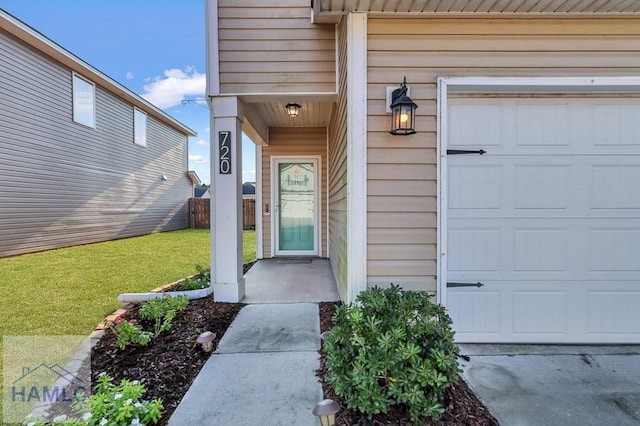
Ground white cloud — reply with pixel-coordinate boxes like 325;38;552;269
189;154;207;164
204;127;210;133
243;168;256;183
141;67;205;109
126;71;135;80
196;139;209;146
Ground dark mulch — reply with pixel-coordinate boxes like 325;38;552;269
45;270;495;426
91;299;244;425
317;302;499;426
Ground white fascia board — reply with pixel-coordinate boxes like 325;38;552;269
346;12;368;303
442;76;640;92
205;0;220;97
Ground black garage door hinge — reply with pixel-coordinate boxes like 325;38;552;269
447;149;486;155
447;282;485;288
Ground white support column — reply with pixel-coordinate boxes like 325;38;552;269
346;12;368;303
210;96;245;302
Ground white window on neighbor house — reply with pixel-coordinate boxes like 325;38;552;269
134;108;147;147
72;73;95;128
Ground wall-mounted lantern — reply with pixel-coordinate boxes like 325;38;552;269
285;103;302;118
388;77;417;135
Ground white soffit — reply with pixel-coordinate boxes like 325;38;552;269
313;0;640;23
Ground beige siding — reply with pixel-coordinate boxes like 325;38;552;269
260;127;328;258
327;17;349;300
218;0;336;94
367;17;640;292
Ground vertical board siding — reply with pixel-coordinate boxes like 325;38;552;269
260;127;328;258
327;17;349;300
367;17;640;292
218;0;336;94
0;30;191;257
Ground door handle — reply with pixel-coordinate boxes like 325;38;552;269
447;282;484;288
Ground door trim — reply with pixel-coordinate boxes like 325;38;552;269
270;155;321;257
436;76;640;308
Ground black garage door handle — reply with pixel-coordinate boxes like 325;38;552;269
447;282;485;288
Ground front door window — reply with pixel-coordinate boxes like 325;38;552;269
278;162;315;253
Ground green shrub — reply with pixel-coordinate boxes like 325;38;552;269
324;285;460;424
178;265;210;291
25;373;162;425
139;295;189;338
111;317;152;350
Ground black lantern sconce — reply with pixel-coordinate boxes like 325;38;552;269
389;77;417;135
285;102;302;118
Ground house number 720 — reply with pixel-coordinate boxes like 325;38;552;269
218;131;232;175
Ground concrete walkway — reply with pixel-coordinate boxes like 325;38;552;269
460;345;640;426
168;303;323;425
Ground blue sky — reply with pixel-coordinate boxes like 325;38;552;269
0;0;256;185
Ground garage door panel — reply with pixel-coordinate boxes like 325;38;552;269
448;290;500;334
451;99;640;155
591;165;640;209
515;165;571;209
451;282;640;343
448;228;501;272
589;292;640;334
512;291;567;333
449;103;506;148
516;104;571;147
447;97;640;344
450;219;640;281
594;104;640;146
448;164;503;209
513;228;568;272
589;229;640;271
449;160;640;219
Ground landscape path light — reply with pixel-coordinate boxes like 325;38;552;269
196;331;216;352
312;398;340;426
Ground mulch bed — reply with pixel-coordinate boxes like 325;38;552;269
317;302;499;426
91;299;244;425
44;268;496;425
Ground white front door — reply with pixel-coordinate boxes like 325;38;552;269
272;157;320;256
446;97;640;343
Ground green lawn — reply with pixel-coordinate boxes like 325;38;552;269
0;228;256;418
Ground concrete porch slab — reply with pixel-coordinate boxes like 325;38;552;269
242;258;340;304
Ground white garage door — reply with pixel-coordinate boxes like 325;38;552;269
446;97;640;343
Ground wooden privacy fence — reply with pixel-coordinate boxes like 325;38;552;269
243;199;255;229
189;198;255;230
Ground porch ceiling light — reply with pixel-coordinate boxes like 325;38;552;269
389;77;417;136
285;102;302;118
312;399;340;426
